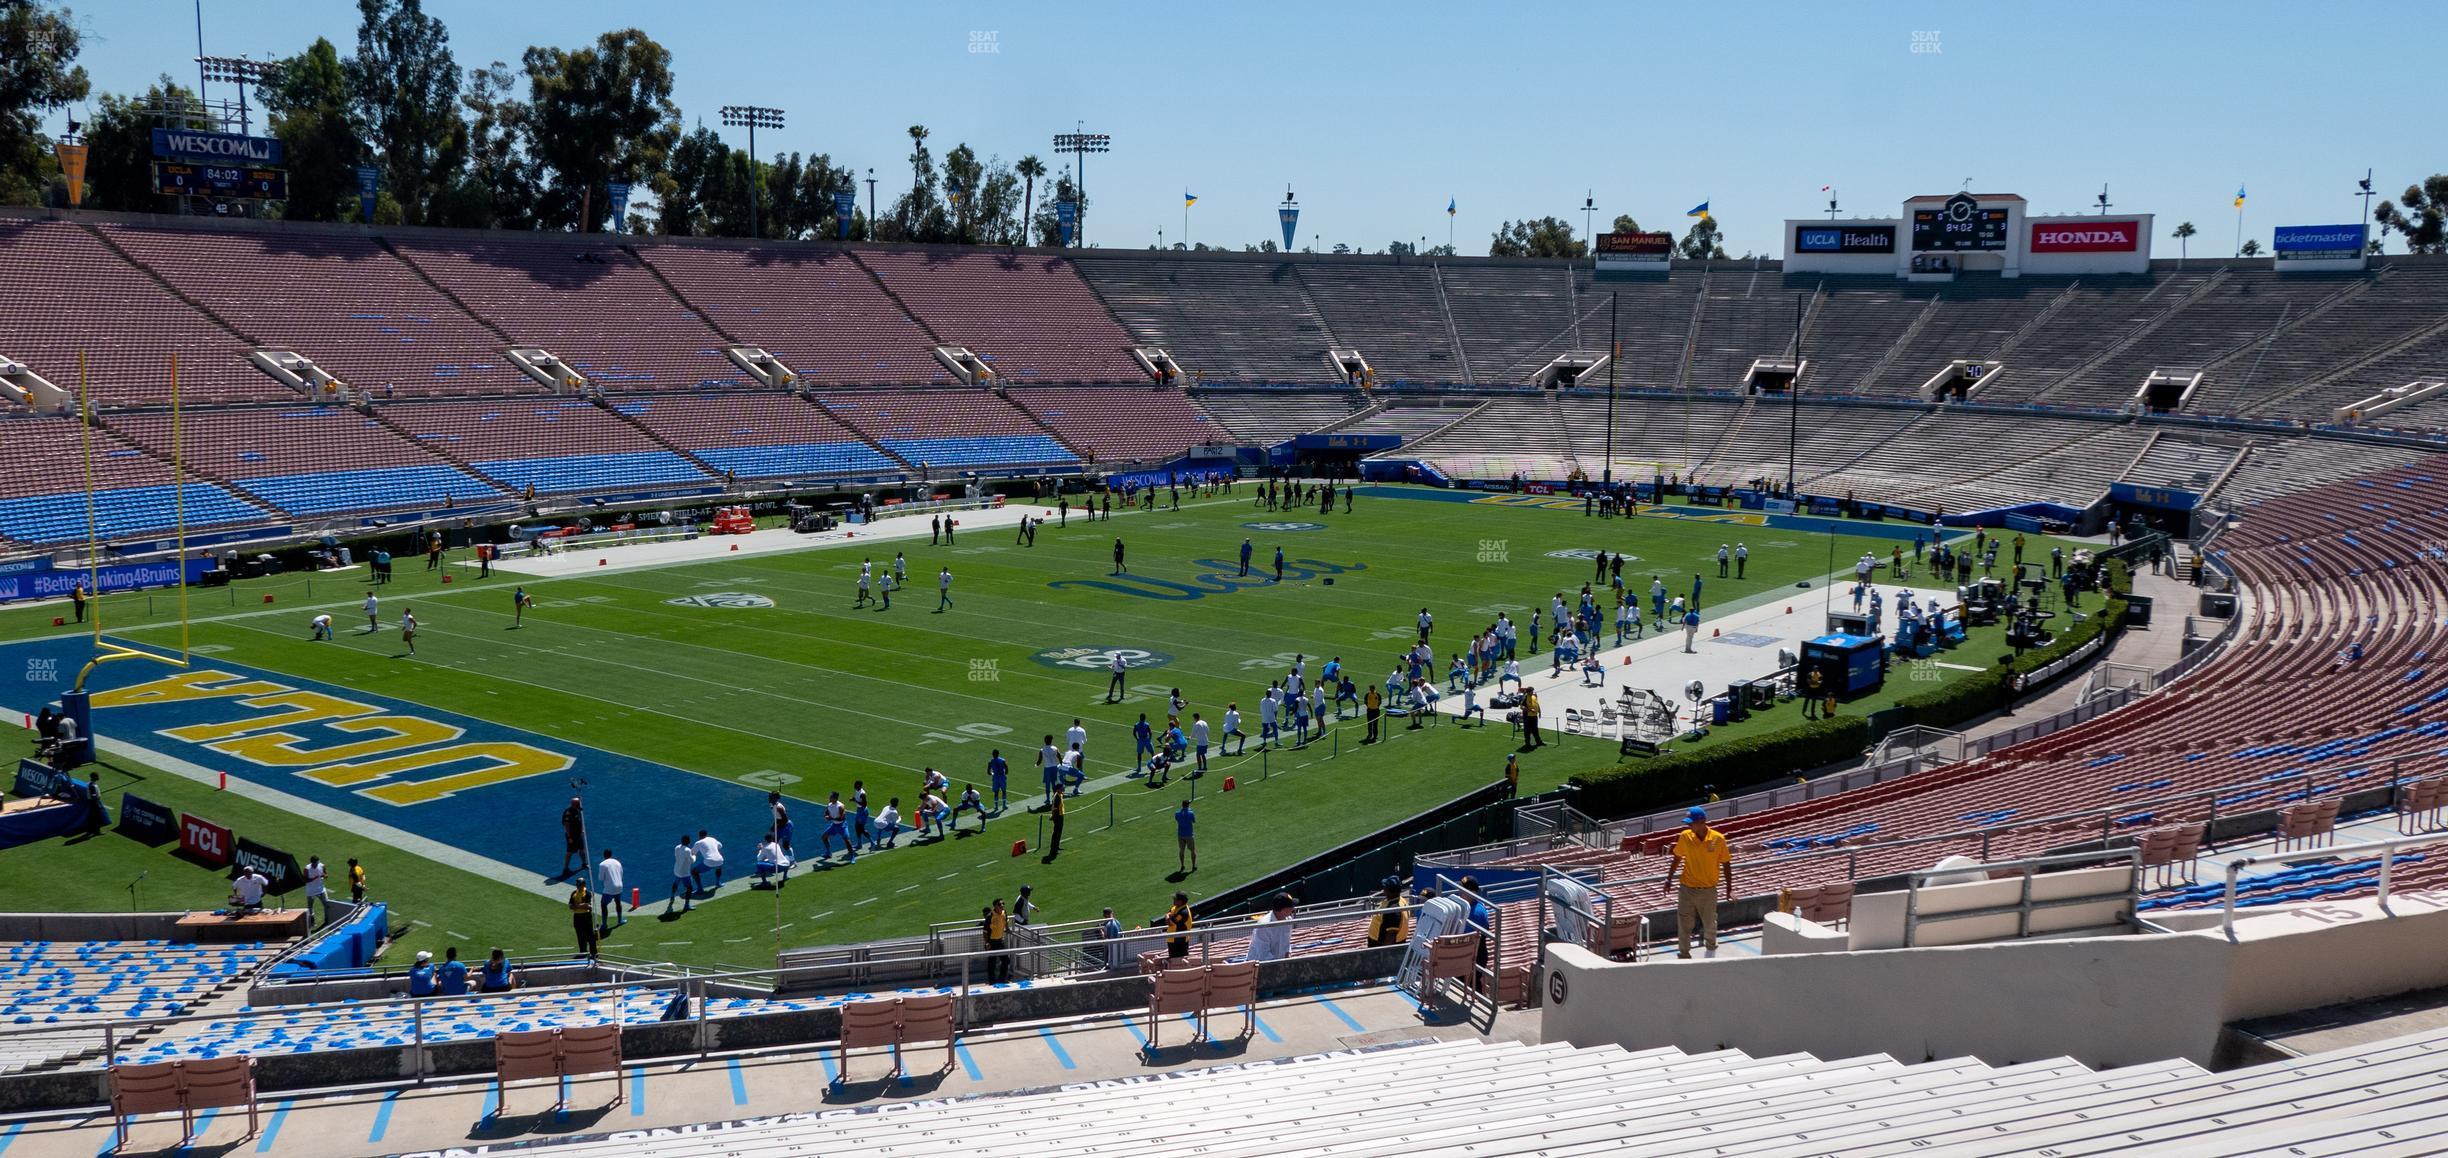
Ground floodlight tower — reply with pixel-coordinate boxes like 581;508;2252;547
1051;127;1111;247
720;105;787;240
194;56;280;134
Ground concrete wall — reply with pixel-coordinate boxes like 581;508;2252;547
1543;890;2448;1070
0;912;201;943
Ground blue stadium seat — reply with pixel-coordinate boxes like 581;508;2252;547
472;451;711;495
239;466;499;515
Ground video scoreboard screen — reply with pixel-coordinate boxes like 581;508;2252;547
1911;193;2009;251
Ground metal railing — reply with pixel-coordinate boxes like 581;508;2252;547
1900;847;2142;948
2219;829;2448;940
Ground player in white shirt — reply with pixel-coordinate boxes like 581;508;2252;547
308;613;333;641
1417;607;1434;642
400;609;418;656
362;592;380;632
1222;704;1245;755
1066;719;1089;771
668;838;696;913
871;799;902;849
1190;714;1212;775
1258;687;1280;748
690;831;725;892
1500;658;1523;693
937;567;953;611
856;559;873;607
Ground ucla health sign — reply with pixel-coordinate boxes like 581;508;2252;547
1793;225;1895;254
2274;224;2365;260
150;129;284;166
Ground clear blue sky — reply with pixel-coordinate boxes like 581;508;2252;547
54;0;2432;255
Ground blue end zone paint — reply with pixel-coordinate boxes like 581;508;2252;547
1313;994;1368;1032
367;1092;398;1143
726;1057;748;1105
0;636;801;886
255;1100;292;1153
628;1067;646;1115
1035;1026;1077;1069
953;1041;984;1081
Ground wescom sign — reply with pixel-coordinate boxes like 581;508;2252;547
2029;220;2141;253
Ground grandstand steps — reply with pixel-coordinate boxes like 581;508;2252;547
1564;264;1585;349
374;236;513;345
590;394;723;478
1311;400;1391;436
2201;270;2377;385
1284;263;1344;355
2247;299;2448;415
1407;399;1498;448
1427;263;1477;385
2030;267;2232;406
621;244;740;344
997;388;1087;459
1544;389;1583;473
364;405;495;484
1673;269;1709;393
1693;397;1762;484
1893;414;2142;506
844;252;944;344
1990;277;2086;363
1851;293;1940;396
75;222;260;351
1799;407;1935;488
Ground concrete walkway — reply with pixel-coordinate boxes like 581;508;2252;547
0;986;1533;1157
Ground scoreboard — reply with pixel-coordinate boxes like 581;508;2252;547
153;162;287;200
1911;192;2009;251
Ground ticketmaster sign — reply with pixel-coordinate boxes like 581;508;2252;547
2273;224;2366;260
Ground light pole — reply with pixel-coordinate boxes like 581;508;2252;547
1582;190;1596;247
865;168;877;239
2358;168;2377;238
1603;293;1620;484
1051;127;1110;247
195;56;280;134
2095;184;2112;215
720;105;786;240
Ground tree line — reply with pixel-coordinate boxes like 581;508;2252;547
3;1;2441;256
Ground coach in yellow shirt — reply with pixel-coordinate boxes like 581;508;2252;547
1662;807;1732;958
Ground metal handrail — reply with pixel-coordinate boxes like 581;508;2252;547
2219;829;2448;940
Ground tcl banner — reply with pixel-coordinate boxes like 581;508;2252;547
179;812;234;867
2029;220;2141;253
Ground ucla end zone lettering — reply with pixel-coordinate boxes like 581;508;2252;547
0;637;799;883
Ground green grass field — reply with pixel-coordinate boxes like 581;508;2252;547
0;486;2051;971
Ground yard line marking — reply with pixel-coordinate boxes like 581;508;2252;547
446;930;469;940
1034;1027;1077;1069
808;912;832;922
1313;995;1369;1033
895;884;920;893
852;897;875;906
367;1091;399;1143
939;873;961;881
410;919;432;928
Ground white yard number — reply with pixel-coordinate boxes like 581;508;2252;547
917;721;1014;746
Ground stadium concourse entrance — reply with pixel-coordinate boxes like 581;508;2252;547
1272;432;1400;477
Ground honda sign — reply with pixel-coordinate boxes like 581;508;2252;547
2029;220;2141;253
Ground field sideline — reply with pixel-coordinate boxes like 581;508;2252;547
0;485;2051;969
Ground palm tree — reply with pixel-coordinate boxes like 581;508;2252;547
903;124;931;234
1016;154;1046;247
2171;220;2197;260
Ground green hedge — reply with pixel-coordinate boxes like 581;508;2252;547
1569;716;1872;817
1567;558;2133;819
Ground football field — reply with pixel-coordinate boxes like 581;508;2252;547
0;485;1994;968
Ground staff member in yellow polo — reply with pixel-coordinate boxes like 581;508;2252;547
1662;807;1733;958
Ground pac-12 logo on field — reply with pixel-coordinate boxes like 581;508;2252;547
664;593;776;609
1033;646;1175;672
1241;521;1327;532
1546;549;1637;563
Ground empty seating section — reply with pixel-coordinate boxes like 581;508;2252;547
1401;395;1582;481
1567;272;1703;388
857;251;1143;382
106;408;500;516
97;226;531;398
2052;269;2355;409
1979;272;2211;403
1685;271;1805;391
0;220;272;406
820;391;1078;471
1073;257;1337;383
2212;438;2435;510
499;1029;2448;1157
2120;436;2242;495
1336;402;1482;441
388;238;748;391
2220;265;2448;417
1188;388;1367;444
1436;264;1582;384
1795;278;1927;395
0;416;266;545
632;244;950;385
1861;278;2060;397
611;394;899;479
385;401;710;495
2;941;270;1073
1008;387;1216;464
1294;264;1462;383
